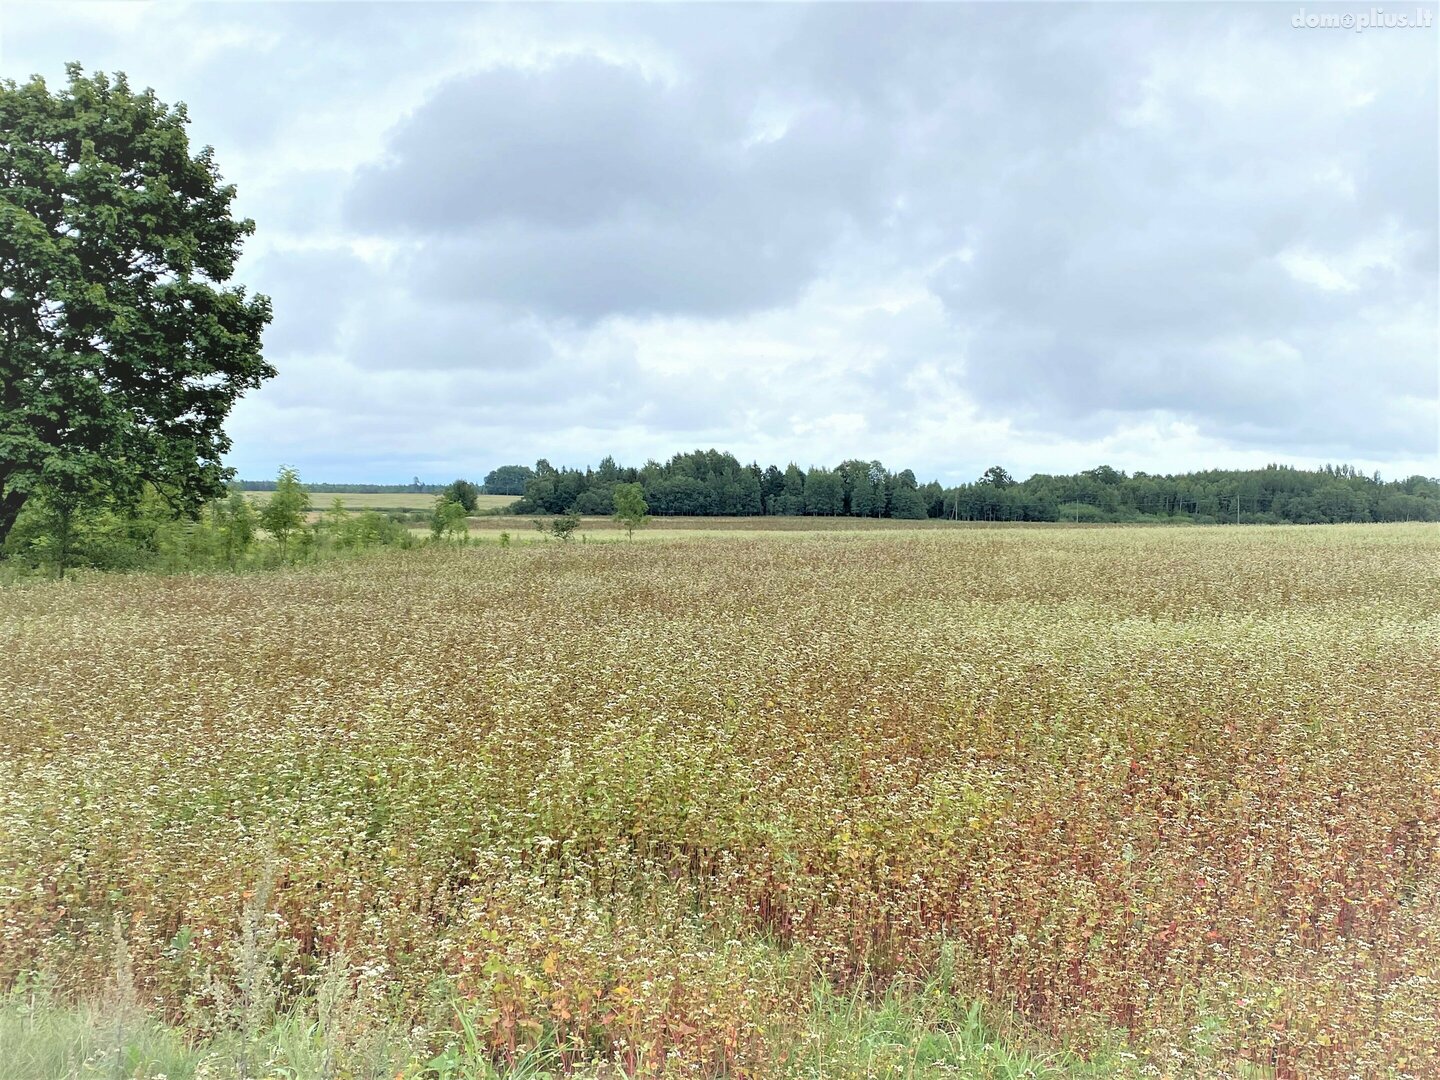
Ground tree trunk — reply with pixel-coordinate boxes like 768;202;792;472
54;502;71;580
0;487;27;551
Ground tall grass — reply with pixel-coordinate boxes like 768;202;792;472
1;980;1130;1080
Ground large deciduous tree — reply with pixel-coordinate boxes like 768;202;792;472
0;64;273;549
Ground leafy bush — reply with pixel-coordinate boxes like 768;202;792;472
1056;502;1105;523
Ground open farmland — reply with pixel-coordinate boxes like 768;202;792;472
469;516;980;533
244;491;519;514
2;524;1438;1077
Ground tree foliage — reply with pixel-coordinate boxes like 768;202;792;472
258;466;308;556
538;510;581;542
211;490;256;568
483;465;535;496
1;464;423;577
430;498;469;542
611;482;650;539
438;479;480;513
0;65;273;550
505;451;1439;526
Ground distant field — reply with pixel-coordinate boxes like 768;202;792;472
405;515;1067;541
244;490;518;513
458;514;1213;537
465;514;1043;531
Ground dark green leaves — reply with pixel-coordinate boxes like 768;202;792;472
0;64;273;546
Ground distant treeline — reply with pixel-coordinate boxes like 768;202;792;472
233;480;445;494
488;451;1439;524
233;467;532;495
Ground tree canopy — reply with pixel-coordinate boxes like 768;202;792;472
438;478;480;512
0;64;272;548
258;466;308;556
483;465;535;496
612;481;650;539
503;450;1440;526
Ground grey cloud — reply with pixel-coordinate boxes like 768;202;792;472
346;52;891;319
412;219;822;321
244;168;353;234
349;57;704;231
12;2;1434;480
908;6;1437;459
345;299;553;373
246;246;374;355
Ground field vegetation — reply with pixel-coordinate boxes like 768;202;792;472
2;524;1437;1078
0;469;521;579
242;492;519;516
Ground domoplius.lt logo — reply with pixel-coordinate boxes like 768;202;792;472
1293;6;1435;30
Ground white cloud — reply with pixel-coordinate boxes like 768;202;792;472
1279;250;1360;292
6;1;1436;483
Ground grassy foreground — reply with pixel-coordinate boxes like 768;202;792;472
0;968;1119;1079
1;524;1437;1077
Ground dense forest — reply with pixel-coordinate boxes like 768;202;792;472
485;451;1440;524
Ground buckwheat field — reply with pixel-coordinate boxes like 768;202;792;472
3;524;1438;1078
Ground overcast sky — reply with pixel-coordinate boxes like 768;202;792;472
4;2;1437;483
